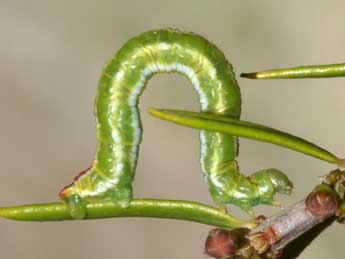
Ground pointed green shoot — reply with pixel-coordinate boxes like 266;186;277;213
148;108;345;167
241;63;345;79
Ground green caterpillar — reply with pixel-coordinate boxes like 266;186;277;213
59;28;292;219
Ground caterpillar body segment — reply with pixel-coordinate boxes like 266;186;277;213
208;161;292;213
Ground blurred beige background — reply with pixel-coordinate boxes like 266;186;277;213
1;0;345;258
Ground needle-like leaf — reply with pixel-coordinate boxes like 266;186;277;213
149;108;344;167
241;63;345;79
0;199;257;229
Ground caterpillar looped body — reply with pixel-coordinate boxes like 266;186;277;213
59;28;292;219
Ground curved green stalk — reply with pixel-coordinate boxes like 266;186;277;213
241;63;345;79
0;198;257;229
148;108;345;167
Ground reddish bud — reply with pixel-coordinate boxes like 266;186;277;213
248;227;278;254
204;228;248;258
306;185;338;220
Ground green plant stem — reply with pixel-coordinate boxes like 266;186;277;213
0;198;257;229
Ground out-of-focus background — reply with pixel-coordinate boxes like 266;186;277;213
1;1;345;258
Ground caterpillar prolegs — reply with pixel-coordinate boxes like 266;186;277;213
59;28;292;219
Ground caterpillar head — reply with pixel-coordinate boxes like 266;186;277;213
266;169;293;195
